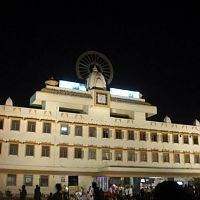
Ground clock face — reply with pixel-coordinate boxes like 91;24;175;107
96;93;107;104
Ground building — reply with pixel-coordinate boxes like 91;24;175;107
0;51;200;196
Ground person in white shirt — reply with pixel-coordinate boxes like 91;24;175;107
87;186;93;200
129;185;133;199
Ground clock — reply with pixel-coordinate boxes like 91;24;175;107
96;93;108;105
94;90;110;107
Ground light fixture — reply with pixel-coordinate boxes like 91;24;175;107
177;181;183;186
141;179;145;183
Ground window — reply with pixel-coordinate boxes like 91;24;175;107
151;133;157;142
43;122;51;133
115;129;123;139
128;130;134;140
140;151;147;162
74;148;83;159
27;121;36;132
163;153;169;162
88;149;96;160
60;147;68;158
102;149;111;160
140;132;146;141
7;174;16;186
152;152;159;162
162;134;168;143
0;143;2;154
174;153;180;163
193;136;199;145
194;154;200;163
75;126;82;136
102;128;110;138
68;176;78;186
26;145;34;156
41;146;50;157
60;124;70;135
183;135;189;144
173;134;179;143
184;154;190;163
89;127;96;137
0;118;4;129
24;175;33;186
9;144;18;155
11;119;20;131
61;177;65;182
40;175;48;187
115;150;123;161
128;151;136;161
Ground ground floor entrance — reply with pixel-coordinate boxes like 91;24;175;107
94;176;195;192
0;170;199;198
92;176;197;200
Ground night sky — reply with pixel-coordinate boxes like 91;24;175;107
0;2;200;125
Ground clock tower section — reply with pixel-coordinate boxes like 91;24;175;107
93;89;110;107
75;51;113;118
86;65;111;117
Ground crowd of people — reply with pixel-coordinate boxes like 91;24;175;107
102;181;196;200
78;181;200;200
1;181;199;200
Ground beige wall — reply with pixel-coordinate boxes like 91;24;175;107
1;87;200;194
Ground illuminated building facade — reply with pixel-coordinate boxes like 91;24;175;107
0;51;200;196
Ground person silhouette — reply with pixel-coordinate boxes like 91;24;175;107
153;181;194;200
52;183;63;200
47;192;53;200
92;182;100;200
34;185;41;200
19;185;27;200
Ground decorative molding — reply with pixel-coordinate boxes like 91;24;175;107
44;111;52;116
111;96;150;105
41;88;92;98
7;139;22;144
57;143;69;146
39;142;54;146
29;109;37;114
13;108;21;113
23;141;39;145
75;114;83;119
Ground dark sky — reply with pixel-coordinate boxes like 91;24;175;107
0;2;200;125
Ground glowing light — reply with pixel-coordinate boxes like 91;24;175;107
149;177;162;179
61;126;68;132
177;181;183;186
59;80;86;91
110;88;140;99
141;179;145;183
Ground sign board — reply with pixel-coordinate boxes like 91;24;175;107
59;80;86;91
110;88;140;99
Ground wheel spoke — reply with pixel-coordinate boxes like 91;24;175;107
79;69;89;73
101;68;110;71
79;65;88;69
103;73;110;77
98;57;104;65
80;71;89;77
87;55;93;63
100;64;109;68
79;62;90;68
83;56;90;64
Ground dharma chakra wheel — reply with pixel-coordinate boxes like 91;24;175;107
76;51;113;85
